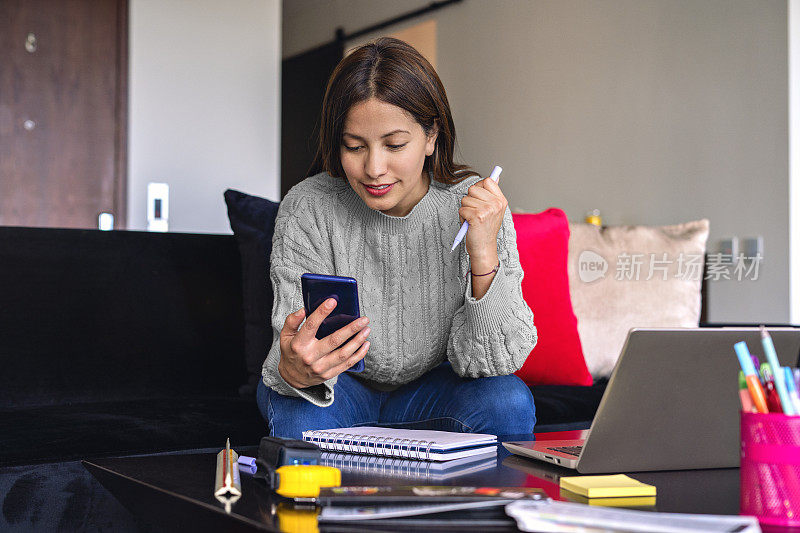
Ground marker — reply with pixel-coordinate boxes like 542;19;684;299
784;367;800;414
759;363;784;413
451;166;502;251
734;341;769;414
738;371;756;413
760;326;796;415
751;355;763;383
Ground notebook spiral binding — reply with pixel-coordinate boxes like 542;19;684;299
304;430;436;460
320;452;433;478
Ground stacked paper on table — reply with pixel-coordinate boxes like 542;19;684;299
302;427;497;461
506;500;761;533
317;486;547;527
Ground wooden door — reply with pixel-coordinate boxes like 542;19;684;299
0;0;128;229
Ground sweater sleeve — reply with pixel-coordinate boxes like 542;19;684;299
261;192;338;407
446;206;538;377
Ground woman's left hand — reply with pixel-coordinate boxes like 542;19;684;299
458;176;507;263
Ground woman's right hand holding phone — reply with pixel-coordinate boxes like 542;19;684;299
277;298;371;389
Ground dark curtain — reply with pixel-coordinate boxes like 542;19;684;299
281;40;344;199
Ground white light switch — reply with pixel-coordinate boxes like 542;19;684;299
98;212;114;231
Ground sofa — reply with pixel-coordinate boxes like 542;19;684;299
0;190;722;529
0;224;600;529
0;227;266;530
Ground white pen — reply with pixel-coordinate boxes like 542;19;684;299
450;165;503;251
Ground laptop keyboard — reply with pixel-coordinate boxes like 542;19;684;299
547;445;583;457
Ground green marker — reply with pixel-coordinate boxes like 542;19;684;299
760;326;795;416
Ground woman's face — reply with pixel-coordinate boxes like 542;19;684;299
340;98;437;217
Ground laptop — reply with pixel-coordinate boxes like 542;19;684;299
503;327;800;473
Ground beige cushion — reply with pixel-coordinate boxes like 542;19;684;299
568;219;710;378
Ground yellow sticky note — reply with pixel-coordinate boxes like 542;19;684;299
560;488;656;508
559;474;656;498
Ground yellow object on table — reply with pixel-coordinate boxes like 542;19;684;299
559;488;656;508
275;465;341;499
276;502;319;533
559;474;656;498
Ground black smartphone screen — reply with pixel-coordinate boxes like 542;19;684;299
300;273;364;372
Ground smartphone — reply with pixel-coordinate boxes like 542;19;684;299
300;273;365;372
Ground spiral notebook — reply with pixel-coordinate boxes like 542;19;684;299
302;427;497;461
320;451;497;480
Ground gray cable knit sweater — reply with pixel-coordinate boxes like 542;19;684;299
261;171;537;407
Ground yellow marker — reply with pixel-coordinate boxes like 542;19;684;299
274;465;341;499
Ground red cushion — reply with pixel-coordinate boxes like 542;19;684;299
512;209;592;386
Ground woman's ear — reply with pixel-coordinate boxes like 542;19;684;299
425;121;439;157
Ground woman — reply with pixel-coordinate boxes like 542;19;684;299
258;37;537;439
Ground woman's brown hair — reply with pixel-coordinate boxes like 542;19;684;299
310;37;478;185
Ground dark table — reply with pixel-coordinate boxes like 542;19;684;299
83;430;743;532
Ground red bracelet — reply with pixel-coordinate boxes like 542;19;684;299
465;261;500;279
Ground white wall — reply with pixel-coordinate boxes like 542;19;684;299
129;0;281;234
283;0;791;324
791;0;800;324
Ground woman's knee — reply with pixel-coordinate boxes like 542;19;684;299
471;376;536;435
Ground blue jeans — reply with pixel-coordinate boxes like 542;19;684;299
256;362;536;439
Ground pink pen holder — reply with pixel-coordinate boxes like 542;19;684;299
740;411;800;526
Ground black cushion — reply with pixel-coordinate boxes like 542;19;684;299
224;189;281;396
530;378;608;427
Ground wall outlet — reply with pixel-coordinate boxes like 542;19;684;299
718;237;739;263
742;236;764;258
147;182;169;232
